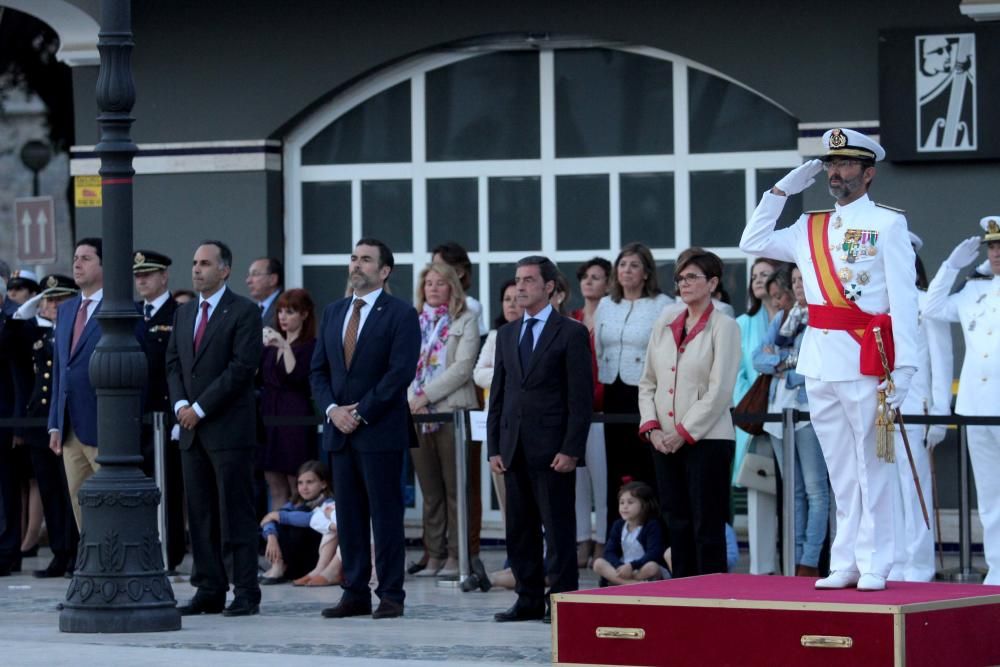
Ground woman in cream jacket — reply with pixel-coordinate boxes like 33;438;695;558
638;248;740;578
408;263;481;577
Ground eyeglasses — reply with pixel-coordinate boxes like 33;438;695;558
822;159;863;172
674;273;707;286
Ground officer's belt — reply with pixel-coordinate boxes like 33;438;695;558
806;305;894;376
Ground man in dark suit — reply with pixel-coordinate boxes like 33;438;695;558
310;238;420;620
166;240;263;617
487;255;592;623
133;250;186;572
48;238;104;530
246;257;283;328
0;260;22;575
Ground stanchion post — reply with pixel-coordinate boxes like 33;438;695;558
454;410;470;583
781;408;796;577
153;412;168;571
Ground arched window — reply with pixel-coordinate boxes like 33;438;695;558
284;43;802;320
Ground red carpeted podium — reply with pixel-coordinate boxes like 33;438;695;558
552;574;1000;666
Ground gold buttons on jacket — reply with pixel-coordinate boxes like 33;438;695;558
42;386;48;392
41;398;47;405
46;360;52;367
44;372;50;379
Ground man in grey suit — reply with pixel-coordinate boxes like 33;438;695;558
166;240;263;617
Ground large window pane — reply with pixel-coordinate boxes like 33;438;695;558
387;264;414;305
361;180;412;253
302;182;351;254
722;259;749;317
655;260;678;300
690;171;745;247
756;168;803;230
555;49;673;158
426;52;540;161
303;265;349;313
556;174;609;250
489;177;540;252
427;178;478;251
620;172;674;248
688;69;798;153
302;82;411;165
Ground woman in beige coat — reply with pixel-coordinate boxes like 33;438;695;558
638;248;741;578
409;263;481;577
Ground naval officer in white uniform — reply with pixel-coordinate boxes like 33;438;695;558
740;128;920;591
889;232;952;582
923;216;1000;585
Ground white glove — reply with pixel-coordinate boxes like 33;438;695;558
947;236;981;270
925;425;947;449
774;159;823;196
170;423;181;441
879;366;915;410
14;293;44;320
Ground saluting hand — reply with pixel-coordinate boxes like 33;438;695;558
772;159;823;197
947;236;981;270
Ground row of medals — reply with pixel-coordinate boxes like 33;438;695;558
830;216;876;285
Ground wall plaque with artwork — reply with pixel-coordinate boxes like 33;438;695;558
879;26;1000;161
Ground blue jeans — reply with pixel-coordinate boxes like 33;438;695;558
770;425;830;568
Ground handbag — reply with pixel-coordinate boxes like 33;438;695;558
735;451;777;495
734;374;772;435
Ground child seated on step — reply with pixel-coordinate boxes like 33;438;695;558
592;481;668;586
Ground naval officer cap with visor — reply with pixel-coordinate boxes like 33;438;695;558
820;128;886;163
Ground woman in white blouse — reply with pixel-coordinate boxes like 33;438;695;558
594;242;673;538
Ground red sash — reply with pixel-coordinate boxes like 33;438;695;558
806;212;894;376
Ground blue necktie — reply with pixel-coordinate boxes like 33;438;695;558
519;318;538;371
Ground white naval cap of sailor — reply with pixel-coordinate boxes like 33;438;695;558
980;215;1000;243
908;231;923;251
821;128;886;162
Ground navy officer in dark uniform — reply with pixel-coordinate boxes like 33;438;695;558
133;250;186;572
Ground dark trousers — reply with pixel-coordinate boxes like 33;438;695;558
141;425;186;570
654;438;733;578
504;445;578;604
29;443;78;562
0;436;20;564
330;444;406;604
181;439;260;602
277;523;321;580
603;379;658;537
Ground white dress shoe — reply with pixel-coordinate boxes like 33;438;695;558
815;570;860;589
857;573;887;591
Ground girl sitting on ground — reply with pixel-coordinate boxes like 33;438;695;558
260;461;332;584
592;481;668;586
292;496;344;586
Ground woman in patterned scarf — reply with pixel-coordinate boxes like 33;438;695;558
408;262;481;577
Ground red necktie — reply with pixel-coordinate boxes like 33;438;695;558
193;301;210;352
70;298;93;355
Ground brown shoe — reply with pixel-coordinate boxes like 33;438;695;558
292;575;313;586
795;564;820;577
305;575;336;587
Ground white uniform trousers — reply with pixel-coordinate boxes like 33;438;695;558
747;436;778;574
889;425;935;582
575;423;608;544
967;425;1000;585
806;376;896;577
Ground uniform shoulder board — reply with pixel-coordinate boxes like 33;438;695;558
875;203;905;213
804;208;835;214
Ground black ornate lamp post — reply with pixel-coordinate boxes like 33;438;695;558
59;0;180;633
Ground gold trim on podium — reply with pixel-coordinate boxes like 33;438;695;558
596;627;646;640
801;635;853;649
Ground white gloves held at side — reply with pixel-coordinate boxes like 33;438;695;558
947;236;981;270
925;425;947;449
878;365;915;411
774;159;823;196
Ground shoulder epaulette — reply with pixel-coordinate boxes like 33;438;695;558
875;203;905;213
804;209;835;214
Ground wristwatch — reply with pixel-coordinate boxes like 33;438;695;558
350;409;362;423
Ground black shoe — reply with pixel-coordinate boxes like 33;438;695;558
321;597;372;618
178;594;226;616
372;598;404;619
259;575;288;585
222;596;260;617
471;557;492;592
406;559;429;575
543;600;552;624
20;545;39;558
494;602;545;622
33;558;69;578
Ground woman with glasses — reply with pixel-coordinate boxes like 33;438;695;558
735;256;787;575
595;242;673;537
638;248;740;577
